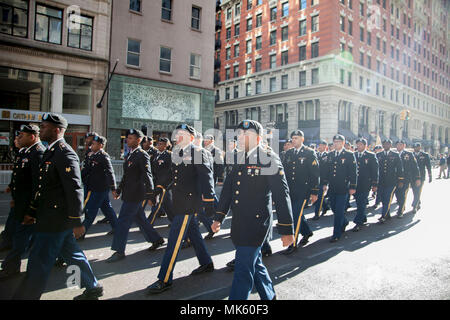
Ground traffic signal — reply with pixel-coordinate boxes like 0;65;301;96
400;109;410;121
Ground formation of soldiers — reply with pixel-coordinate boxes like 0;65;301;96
0;114;437;300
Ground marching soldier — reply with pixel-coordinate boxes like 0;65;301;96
352;138;378;232
203;134;225;185
142;136;158;160
279;139;292;163
394;140;420;218
211;120;294;300
82;135;118;235
370;145;383;208
13;113;102;300
376;139;404;223
411;143;432;213
146;124;216;294
224;139;239;177
0;125;45;281
106;129;162;263
324;135;357;242
282;130;318;254
313;139;330;220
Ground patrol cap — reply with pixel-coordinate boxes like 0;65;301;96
290;130;304;138
93;135;106;145
355;138;368;145
126;129;144;138
319;139;328;145
41;113;68;129
333;134;345;142
237;120;263;135
382;138;392;144
19;124;39;134
413;142;421;148
176;124;196;136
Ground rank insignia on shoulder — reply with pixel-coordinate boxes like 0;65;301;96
65;167;71;172
312;160;318;166
279;170;285;175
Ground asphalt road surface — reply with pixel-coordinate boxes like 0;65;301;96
0;168;449;300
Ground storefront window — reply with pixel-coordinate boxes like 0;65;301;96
0;66;52;112
63;76;91;115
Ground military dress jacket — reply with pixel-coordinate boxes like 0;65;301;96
206;145;225;184
169;144;216;216
399;150;420;183
11;142;45;221
354;150;379;193
30;139;84;233
214;146;294;247
151;150;172;189
324;149;358;195
282;146;320;200
316;151;329;186
376;150;404;187
414;151;431;181
86;150;116;192
117;147;154;202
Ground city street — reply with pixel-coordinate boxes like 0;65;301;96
0;167;449;300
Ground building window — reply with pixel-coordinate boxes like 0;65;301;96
35;4;63;44
161;0;172;20
348;72;352;87
235;3;241;16
246;82;252;96
247;0;252;10
311;42;319;58
270;54;276;69
311;15;319;32
225;88;230;100
246;39;252;54
233;65;239;78
299;70;306;87
190;53;201;79
359;2;364;16
159;46;172;72
235;23;240;36
300;0;307;10
256;13;262;27
127;39;141;67
282;74;288;90
226;47;231;60
191;6;201;30
246;61;252;75
311;68;319;85
367;31;371;45
68;13;93;51
226;27;231;39
299;19;307;36
233;44;239;58
63;76;91;115
340;69;345;84
226;8;232;20
282;1;289;17
0;0;28;37
359;52;364;66
256;35;262;50
270;77;276;92
255;80;262;94
348;20;352;35
281;50;288;65
255;57;261;72
269;29;276;45
281;26;288;42
130;0;141;12
298;100;320;121
225;68;230;80
360;26;364;42
299;45;306;61
340;16;345;32
270;6;277;21
246;17;252;31
233;85;239;98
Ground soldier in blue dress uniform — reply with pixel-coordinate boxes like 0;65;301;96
12;113;102;300
211;120;294;300
394;140;420;218
146;124;216;294
376;139;404;223
323;135;357;242
352;138;378;231
313;139;330;220
281;130;319;254
411;142;432;213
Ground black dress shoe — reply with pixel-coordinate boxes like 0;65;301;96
282;245;297;255
106;229;114;236
148;238;165;251
342;222;349;233
312;215;320;221
96;217;109;224
226;259;235;271
321;208;329;216
73;285;103;300
261;248;272;257
299;233;313;246
352;225;362;232
397;212;403;219
191;262;214;275
105;252;125;263
329;237;339;243
0;269;20;281
378;217;386;224
146;280;172;295
204;232;216;240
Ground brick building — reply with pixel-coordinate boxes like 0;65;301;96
214;0;450;155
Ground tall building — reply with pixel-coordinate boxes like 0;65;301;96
0;0;111;164
214;0;450;155
107;0;216;159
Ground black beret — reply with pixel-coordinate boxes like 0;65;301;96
158;137;170;143
93;135;106;144
42;113;68;129
20;124;39;134
333;134;345;141
237;120;263;135
319;139;328;145
374;145;383;150
290;130;304;138
176;123;196;135
309;144;316;148
85;132;98;138
395;139;406;145
126;129;144;138
355;138;367;145
413;142;421;148
204;134;214;140
382;139;392;144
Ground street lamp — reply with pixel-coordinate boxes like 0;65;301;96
96;59;119;109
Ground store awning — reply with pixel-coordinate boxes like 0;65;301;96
338;128;358;141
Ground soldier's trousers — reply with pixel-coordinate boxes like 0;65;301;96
197;195;218;234
354;191;369;226
147;189;175;224
0;207;16;247
1;221;34;273
395;182;410;215
328;193;349;239
378;185;397;218
83;190;118;232
229;246;275;300
157;214;212;284
291;197;312;246
411;180;424;210
112;201;162;254
12;229;98;300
